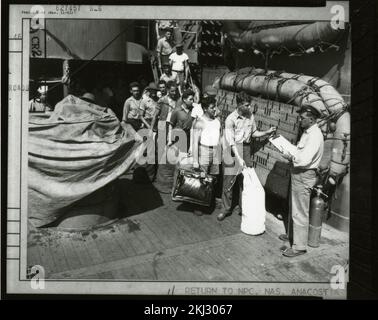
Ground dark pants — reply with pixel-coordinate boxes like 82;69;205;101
222;144;253;215
126;119;142;132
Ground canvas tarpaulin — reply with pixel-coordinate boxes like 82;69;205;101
28;95;148;227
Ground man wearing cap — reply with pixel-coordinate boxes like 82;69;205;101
203;85;218;99
156;29;174;73
29;86;53;113
169;43;189;90
139;82;159;130
280;105;324;258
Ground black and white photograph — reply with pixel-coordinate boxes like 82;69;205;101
6;3;356;298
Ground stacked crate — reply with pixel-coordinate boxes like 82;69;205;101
200;20;223;66
216;89;301;199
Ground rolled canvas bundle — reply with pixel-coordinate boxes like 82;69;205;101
217;67;350;178
28;95;149;227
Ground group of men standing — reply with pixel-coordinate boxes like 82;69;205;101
28;25;325;258
120;72;325;258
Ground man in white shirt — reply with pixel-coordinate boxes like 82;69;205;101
169;43;189;90
191;96;222;216
280;105;324;257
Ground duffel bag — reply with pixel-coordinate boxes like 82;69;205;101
172;168;216;207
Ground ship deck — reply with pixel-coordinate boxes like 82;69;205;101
27;174;348;282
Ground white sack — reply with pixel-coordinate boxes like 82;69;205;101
241;167;266;235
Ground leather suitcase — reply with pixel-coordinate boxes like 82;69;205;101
172;168;216;207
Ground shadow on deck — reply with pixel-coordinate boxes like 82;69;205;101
27;175;349;283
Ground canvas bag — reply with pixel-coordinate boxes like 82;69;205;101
241;167;266;235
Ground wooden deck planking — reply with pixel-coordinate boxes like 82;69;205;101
81;233;108;264
195;214;232;239
135;218;168;252
27;245;41;268
152;256;176;281
70;238;96;269
219;241;269;281
225;237;288;282
219;212;243;232
179;254;209;281
161;210;201;244
55;237;84;272
272;262;305;282
204;247;242;281
176;209;221;242
133;261;157;280
33;244;53;274
314;250;348;272
116;222;149;256
164;209;204;243
188;249;233;281
164;255;197;280
158;255;189;281
92;229;129;263
28;174;349;283
169;254;206;281
157;211;194;245
174;211;211;243
142;212;180;248
120;222;158;255
262;267;292;282
108;226;138;258
208;244;260;281
45;242;72;274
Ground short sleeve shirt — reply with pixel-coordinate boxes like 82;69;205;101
169;106;193;132
123;96;142;120
169;52;189;72
160;72;179;85
156;95;178;121
224;110;257;147
139;97;157;120
156;37;174;56
191;103;204;119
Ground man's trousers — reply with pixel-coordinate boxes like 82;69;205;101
288;168;317;251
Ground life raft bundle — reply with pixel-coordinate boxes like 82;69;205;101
214;67;350;179
222;21;345;52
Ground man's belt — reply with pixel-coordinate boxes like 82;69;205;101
200;143;217;149
291;167;318;173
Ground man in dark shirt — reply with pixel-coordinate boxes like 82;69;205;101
169;89;195;153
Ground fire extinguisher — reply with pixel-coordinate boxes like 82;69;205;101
308;186;328;248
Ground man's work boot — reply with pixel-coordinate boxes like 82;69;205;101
279;234;289;242
217;212;228;221
282;247;307;258
193;209;203;216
